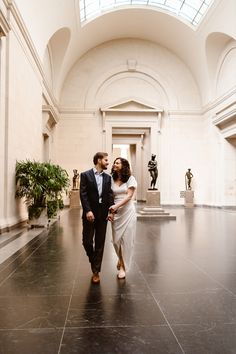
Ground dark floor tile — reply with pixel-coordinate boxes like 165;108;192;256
0;282;74;296
1;207;236;354
73;270;149;296
60;326;183;354
208;272;236;296
172;323;236;354
0;263;76;296
153;289;236;325
66;293;166;327
0;232;50;279
135;257;201;275
0;328;62;354
143;272;221;293
31;236;82;263
192;257;236;275
0;295;69;329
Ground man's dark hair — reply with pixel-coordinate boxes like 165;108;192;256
93;152;108;165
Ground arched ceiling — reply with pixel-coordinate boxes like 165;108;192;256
13;0;235;103
79;0;213;27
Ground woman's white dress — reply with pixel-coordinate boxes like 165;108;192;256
111;175;137;271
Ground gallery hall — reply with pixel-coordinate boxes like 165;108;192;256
0;0;236;353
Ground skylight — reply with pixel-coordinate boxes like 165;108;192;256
79;0;214;26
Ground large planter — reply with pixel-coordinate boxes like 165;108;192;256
28;209;61;228
15;160;70;227
28;209;49;228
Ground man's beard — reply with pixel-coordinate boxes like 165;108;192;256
101;163;108;170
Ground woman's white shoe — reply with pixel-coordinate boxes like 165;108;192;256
117;267;126;279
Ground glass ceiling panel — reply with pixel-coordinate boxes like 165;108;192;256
79;0;214;26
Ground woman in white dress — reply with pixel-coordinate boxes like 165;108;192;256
109;157;137;279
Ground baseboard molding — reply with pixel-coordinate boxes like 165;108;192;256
194;204;236;210
0;219;28;234
138;203;236;211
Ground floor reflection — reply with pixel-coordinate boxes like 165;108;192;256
0;206;236;353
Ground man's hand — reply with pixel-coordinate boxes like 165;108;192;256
107;212;114;222
86;211;95;222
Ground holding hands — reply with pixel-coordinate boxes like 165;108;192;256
107;204;118;222
109;204;119;214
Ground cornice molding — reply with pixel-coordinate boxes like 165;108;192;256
212;98;236;139
203;87;236;114
59;107;96;120
42;81;59;117
42;105;59;124
0;9;11;36
2;0;12;8
167;110;202;116
221;125;236;139
213;102;236;125
9;2;43;73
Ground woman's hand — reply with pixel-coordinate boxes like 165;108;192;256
109;204;118;214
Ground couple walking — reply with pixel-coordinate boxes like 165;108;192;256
80;152;137;284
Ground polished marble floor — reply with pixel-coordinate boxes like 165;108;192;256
0;206;236;353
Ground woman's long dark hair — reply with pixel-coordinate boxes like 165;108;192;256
111;157;131;183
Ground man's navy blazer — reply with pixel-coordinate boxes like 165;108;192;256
80;169;114;220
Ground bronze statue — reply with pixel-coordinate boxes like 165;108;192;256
148;154;158;190
72;169;80;190
185;168;193;190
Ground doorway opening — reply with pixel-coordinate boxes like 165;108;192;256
111;127;150;201
112;144;136;172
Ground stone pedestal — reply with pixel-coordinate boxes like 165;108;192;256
146;190;160;207
137;190;176;220
69;190;80;208
184;190;194;208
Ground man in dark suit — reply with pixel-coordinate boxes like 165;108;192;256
80;152;114;284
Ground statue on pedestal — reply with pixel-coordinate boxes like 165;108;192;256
185;168;193;190
148;154;158;190
72;169;80;190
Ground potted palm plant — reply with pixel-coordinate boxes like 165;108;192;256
15;160;70;227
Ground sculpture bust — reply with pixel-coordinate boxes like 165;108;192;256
148;154;158;190
72;169;80;190
185;168;193;190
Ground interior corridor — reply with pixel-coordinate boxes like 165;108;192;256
0;206;236;354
